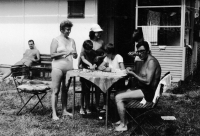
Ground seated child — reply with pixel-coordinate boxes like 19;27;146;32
97;43;126;112
98;43;125;72
79;40;97;114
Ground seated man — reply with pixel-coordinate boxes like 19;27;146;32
115;41;161;131
0;40;40;82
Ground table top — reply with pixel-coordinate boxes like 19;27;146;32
65;69;127;93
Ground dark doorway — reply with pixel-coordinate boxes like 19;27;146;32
98;0;136;66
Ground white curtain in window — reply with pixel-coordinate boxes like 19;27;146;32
142;26;158;45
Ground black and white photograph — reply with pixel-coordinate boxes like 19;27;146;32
0;0;200;135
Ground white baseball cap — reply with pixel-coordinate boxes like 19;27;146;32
90;24;103;32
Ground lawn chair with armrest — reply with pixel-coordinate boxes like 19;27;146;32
125;72;171;136
11;65;51;115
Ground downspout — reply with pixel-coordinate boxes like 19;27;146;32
181;0;186;81
23;0;25;52
135;0;138;51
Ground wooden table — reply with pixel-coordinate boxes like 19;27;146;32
65;69;127;128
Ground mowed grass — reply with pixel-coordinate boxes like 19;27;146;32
0;75;200;136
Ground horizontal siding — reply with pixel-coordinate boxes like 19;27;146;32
151;46;183;82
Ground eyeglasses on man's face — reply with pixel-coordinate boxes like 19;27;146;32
136;50;146;54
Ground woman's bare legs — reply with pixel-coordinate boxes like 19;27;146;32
51;69;63;120
61;75;73;117
115;89;144;131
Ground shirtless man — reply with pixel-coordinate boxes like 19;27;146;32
115;41;161;131
0;40;40;82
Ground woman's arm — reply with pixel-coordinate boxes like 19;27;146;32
71;39;78;59
50;39;71;59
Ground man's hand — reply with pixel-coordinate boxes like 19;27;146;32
126;67;132;72
126;67;134;75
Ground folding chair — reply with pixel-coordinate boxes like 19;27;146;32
11;65;51;115
125;72;171;136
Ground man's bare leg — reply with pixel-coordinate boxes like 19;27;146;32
115;89;144;131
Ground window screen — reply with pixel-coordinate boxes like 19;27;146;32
68;1;85;18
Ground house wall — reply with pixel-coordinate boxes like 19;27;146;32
151;46;183;82
0;0;97;69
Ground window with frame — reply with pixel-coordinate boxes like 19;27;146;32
68;1;85;18
136;0;182;46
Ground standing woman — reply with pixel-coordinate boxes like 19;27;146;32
89;24;105;65
51;20;78;120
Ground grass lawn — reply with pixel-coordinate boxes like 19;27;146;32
0;74;200;136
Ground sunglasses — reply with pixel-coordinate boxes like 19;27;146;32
136;50;146;54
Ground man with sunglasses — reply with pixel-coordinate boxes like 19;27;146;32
0;40;40;82
114;41;161;132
